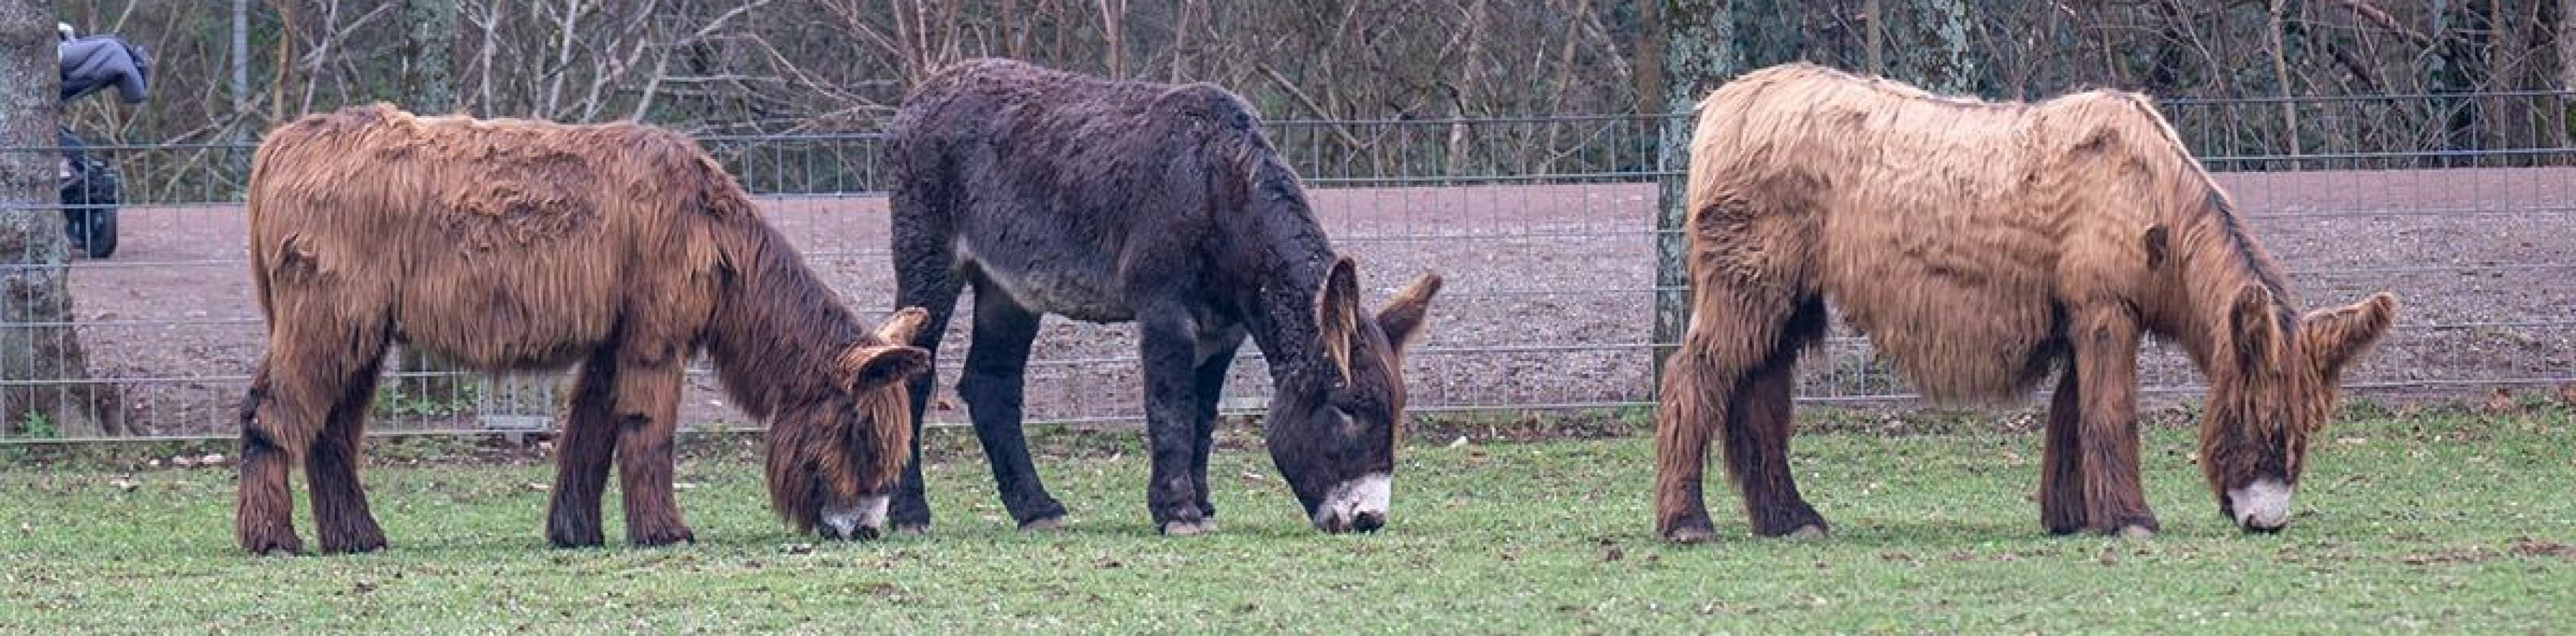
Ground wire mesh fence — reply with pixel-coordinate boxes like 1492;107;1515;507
0;90;2568;442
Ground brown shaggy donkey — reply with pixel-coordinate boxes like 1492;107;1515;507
1655;64;2397;543
236;104;930;555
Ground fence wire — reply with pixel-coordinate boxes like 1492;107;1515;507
1;90;2569;442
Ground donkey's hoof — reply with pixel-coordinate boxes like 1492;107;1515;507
892;523;931;536
630;525;696;547
243;538;304;557
239;528;305;556
1160;519;1218;536
1660;525;1718;544
1784;525;1828;541
820;524;882;541
318;538;387;555
547;533;605;549
1019;516;1066;532
2116;525;2157;540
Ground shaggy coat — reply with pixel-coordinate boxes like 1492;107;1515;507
884;59;1440;535
1655;64;2396;542
235;104;929;555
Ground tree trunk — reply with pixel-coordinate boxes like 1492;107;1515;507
1634;0;1667;115
227;0;252;183
399;0;465;401
1865;0;1886;74
2267;0;2306;168
405;0;459;113
1728;0;1802;69
231;0;250;115
2559;0;2574;147
1905;0;1980;94
1098;0;1127;79
2561;0;2576;92
0;0;118;437
1652;0;1738;381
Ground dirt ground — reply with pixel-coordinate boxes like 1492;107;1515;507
43;167;2576;436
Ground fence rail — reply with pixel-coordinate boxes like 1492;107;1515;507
2;90;2570;441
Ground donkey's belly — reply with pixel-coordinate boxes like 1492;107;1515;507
1824;273;2063;405
956;242;1136;323
386;262;625;372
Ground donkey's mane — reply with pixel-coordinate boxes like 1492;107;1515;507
684;154;914;494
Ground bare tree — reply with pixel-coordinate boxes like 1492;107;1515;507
2;0;118;436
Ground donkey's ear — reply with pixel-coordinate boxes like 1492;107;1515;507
1374;272;1443;354
2299;292;2396;379
877;307;930;344
1315;256;1363;380
2229;283;2283;368
837;344;931;392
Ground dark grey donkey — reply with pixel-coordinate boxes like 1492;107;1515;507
883;58;1442;535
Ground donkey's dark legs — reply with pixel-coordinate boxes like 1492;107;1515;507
2070;309;2159;536
1188;333;1245;520
305;350;390;553
611;358;694;547
236;304;391;555
888;231;965;533
545;348;621;547
2038;368;2089;535
1721;307;1828;538
1653;197;1822;543
1136;314;1212;534
956;283;1066;528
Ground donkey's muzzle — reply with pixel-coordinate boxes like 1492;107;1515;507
1349;511;1386;533
821;494;892;541
1311;472;1391;534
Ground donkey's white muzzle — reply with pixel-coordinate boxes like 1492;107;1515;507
1313;473;1391;533
821;494;892;540
2230;479;2293;532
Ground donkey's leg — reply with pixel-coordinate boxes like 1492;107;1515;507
955;282;1067;528
611;360;694;547
1718;297;1829;538
1136;313;1213;535
1655;194;1815;543
888;257;964;535
1654;302;1806;542
2070;309;2158;537
305;345;392;553
2038;367;2088;535
1187;331;1246;522
235;360;309;556
237;315;389;555
545;348;621;548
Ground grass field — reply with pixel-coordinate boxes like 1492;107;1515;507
2;403;2571;633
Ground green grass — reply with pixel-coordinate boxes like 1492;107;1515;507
2;407;2570;633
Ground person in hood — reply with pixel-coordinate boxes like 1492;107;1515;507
59;28;149;104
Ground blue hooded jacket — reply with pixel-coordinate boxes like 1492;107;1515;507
60;36;149;104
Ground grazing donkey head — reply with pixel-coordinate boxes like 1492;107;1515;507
2199;288;2395;532
1266;257;1441;534
765;307;935;541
